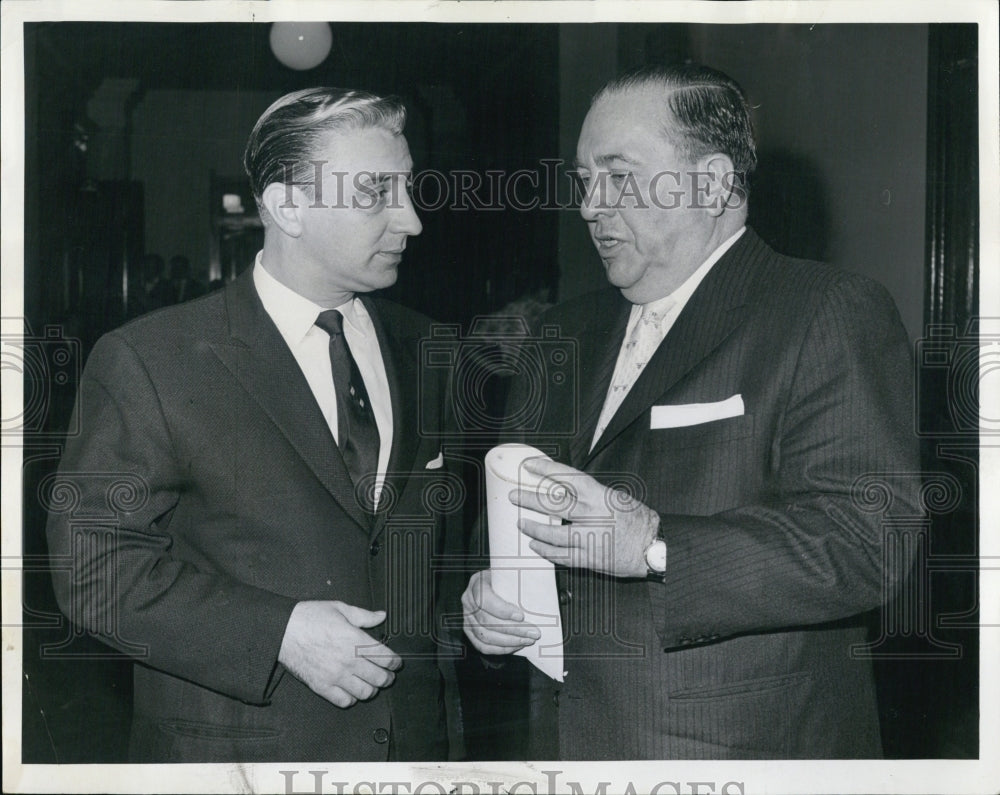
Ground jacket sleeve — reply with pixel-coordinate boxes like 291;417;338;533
648;275;922;646
45;331;298;705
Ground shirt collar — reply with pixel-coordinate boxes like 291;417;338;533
641;226;746;317
253;252;371;344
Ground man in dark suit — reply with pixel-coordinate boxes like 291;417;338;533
46;88;453;762
462;64;920;759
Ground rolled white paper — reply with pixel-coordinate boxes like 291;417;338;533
485;443;565;682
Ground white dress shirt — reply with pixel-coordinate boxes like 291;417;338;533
591;226;746;448
253;254;393;499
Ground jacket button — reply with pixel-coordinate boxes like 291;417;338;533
369;540;382;556
557;588;572;605
373;727;389;744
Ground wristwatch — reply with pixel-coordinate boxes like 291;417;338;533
643;517;667;582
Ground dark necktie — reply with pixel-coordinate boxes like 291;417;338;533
315;309;381;510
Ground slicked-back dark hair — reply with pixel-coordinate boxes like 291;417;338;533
243;87;406;211
595;63;757;190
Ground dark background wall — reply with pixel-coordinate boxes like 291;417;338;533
24;22;562;347
26;22;930;342
19;21;978;763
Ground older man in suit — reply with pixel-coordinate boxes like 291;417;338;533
462;64;920;759
46;88;453;762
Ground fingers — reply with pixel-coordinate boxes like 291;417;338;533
465;611;540;645
518;517;574;549
462;600;541;640
463;570;522;620
279;600;406;710
521;457;583;481
341;674;379;702
508;480;588;520
510;459;603;521
463;603;541;654
529;538;581;567
334;602;387;629
328;602;401;670
354;638;403;672
461;570;541;655
350;655;398;688
325;685;358;709
322;676;384;708
332;602;402;668
464;615;539;655
511;487;558;516
315;639;399;709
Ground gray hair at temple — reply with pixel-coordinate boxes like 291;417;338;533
243;87;407;214
595;63;757;194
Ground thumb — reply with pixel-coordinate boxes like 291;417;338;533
336;603;386;628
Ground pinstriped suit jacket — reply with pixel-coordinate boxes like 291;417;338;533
518;228;919;759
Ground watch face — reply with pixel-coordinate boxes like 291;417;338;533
645;539;667;572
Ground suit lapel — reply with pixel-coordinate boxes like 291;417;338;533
362;296;421;539
568;292;631;468
585;229;762;465
209;270;372;533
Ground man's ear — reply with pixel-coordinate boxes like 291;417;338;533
261;183;305;237
699;153;737;217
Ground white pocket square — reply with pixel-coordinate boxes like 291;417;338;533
424;451;445;469
650;394;745;429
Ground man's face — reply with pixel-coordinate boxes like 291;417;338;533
576;86;709;304
292;126;421;304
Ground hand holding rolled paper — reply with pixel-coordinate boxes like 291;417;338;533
513;456;660;579
462;443;565;682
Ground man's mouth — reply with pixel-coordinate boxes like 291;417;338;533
594;233;623;252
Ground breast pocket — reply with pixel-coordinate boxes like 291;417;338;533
648;413;755;450
641;414;759;514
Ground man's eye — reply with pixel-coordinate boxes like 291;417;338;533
609;172;628;186
377;178;400;199
363;182;389;202
353;181;388;211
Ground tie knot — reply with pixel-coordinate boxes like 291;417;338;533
639;300;671;328
315;309;345;337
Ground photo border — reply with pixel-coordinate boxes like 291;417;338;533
3;1;997;793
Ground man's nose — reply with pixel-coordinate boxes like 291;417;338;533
579;176;612;222
392;192;422;236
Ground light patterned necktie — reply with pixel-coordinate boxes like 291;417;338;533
591;299;675;449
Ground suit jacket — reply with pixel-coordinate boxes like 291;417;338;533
45;268;455;762
514;228;919;759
